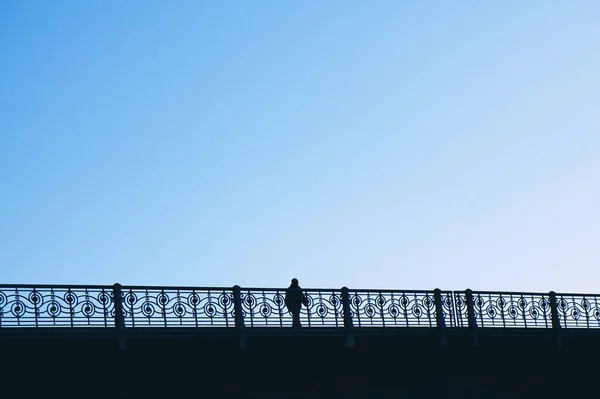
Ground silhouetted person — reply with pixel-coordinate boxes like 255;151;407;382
285;278;308;327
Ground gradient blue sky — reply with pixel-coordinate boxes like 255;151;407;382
1;1;599;292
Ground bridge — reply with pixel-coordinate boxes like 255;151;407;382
2;283;600;398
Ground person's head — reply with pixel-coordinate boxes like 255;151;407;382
291;278;299;286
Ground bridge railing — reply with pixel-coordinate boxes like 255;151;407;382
3;284;600;332
347;289;456;327
0;284;114;327
454;290;553;329
555;293;600;329
120;285;235;327
239;287;343;327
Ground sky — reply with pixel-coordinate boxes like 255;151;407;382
1;1;599;293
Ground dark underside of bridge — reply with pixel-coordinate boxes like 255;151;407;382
2;328;600;398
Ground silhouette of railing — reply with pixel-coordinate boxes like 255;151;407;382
239;287;344;327
0;285;114;327
2;284;600;333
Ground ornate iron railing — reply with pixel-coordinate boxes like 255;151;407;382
121;286;235;327
0;285;114;327
2;284;600;332
348;290;454;328
455;291;553;329
555;293;600;329
239;287;344;327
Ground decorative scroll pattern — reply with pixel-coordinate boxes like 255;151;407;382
466;292;552;328
349;291;440;327
556;294;600;329
240;289;343;327
0;286;114;327
5;284;600;331
122;287;234;327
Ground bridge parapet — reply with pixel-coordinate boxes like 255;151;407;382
0;284;114;327
2;284;600;332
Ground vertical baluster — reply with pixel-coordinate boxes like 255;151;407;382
260;290;267;325
332;291;338;327
209;289;217;327
509;294;515;327
379;291;385;327
68;288;74;327
161;289;167;327
192;289;199;328
455;292;465;328
248;289;254;327
543;294;550;328
102;288;108;328
475;293;483;327
176;289;182;326
0;289;4;327
130;288;137;327
276;289;283;327
32;288;39;328
305;290;312;328
583;295;590;329
486;293;492;327
389;292;396;326
354;292;362;327
426;292;433;327
338;291;343;327
84;289;90;326
447;292;457;328
50;288;56;326
318;291;325;326
520;294;527;328
15;288;21;327
534;294;540;327
595;296;600;328
571;295;581;327
402;293;409;327
500;293;506;328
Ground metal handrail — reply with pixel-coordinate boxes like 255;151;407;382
1;284;599;331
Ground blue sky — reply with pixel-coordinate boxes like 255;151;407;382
1;1;599;292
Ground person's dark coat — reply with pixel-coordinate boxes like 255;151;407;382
285;279;308;326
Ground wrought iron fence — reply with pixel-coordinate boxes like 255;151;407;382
348;290;454;328
555;293;600;329
2;284;600;332
462;291;553;328
239;288;343;327
121;286;234;327
0;285;114;327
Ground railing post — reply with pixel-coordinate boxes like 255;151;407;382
549;291;563;348
233;285;246;349
112;283;126;351
465;289;479;346
434;289;447;347
341;287;354;329
341;287;355;348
